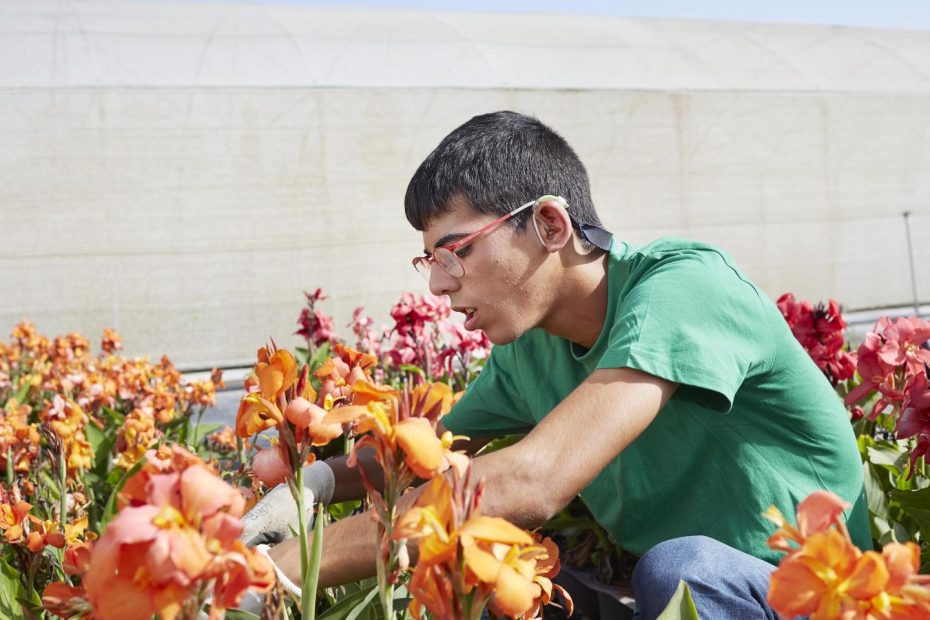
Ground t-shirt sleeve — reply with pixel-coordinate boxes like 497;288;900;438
441;345;535;438
598;249;771;412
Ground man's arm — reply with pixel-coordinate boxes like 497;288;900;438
269;367;677;585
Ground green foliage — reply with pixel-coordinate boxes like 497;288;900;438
656;581;699;620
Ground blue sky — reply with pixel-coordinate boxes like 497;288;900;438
193;0;930;31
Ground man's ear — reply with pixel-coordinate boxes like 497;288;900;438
533;199;573;253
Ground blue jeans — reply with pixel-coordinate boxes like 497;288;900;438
632;536;778;620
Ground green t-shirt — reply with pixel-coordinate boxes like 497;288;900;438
443;237;870;564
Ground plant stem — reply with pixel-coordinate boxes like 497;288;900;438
58;441;68;530
6;446;13;486
297;466;314;620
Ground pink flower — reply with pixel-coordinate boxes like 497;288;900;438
877;317;930;378
896;373;930;475
845;329;906;418
295;289;339;347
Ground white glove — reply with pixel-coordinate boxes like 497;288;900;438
227;546;301;616
240;461;335;547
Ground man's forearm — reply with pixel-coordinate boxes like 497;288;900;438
327;447;382;504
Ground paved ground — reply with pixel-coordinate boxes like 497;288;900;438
200;388;242;429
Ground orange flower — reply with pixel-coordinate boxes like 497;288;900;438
115;409;160;469
0;499;31;543
766;491;930;619
255;347;298;402
25;516;66;552
325;382;459;483
235;391;284;438
395;471;550;620
63;540;94;575
235;346;298;438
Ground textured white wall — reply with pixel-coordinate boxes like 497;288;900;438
2;2;928;367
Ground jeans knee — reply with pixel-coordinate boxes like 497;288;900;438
633;535;718;592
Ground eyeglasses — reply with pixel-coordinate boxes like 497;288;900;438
412;195;568;281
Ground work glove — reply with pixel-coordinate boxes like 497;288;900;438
240;461;335;547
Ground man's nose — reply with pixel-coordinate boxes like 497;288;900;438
429;265;460;296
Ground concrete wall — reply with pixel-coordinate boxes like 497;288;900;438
2;1;928;367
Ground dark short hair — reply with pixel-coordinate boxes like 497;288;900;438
404;111;603;246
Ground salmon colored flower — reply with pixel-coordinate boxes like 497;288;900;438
64;540;94;575
43;581;92;619
252;443;291;487
86;445;274;620
284;397;343;446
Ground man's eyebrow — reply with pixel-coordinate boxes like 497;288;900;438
424;233;467;255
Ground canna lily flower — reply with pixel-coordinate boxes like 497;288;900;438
896;373;930;475
0;499;31;543
255;347;298;402
25;516;66;553
767;491;930;619
235;391;284;437
284;397;343;446
64;540;94;575
43;581;92;619
877;317;930;377
252;443;291;487
395;471;554;620
86;446;273;620
325;382;457;483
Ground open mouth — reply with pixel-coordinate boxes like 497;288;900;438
455;307;479;330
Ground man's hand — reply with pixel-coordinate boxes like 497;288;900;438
240;461;335;547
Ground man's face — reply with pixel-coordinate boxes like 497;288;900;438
420;198;550;345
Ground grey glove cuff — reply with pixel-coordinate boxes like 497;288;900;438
303;460;335;506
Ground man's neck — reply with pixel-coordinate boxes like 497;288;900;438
538;252;609;350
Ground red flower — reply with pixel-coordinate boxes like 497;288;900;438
777;294;856;386
896;373;930;475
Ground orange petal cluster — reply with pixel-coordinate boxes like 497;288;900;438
235;346;299;437
84;444;275;620
325;381;460;484
766;491;930;619
395;469;571;619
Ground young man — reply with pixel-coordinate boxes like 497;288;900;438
253;111;869;618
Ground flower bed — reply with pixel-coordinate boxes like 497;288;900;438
1;289;929;619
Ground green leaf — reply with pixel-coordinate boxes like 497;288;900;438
327;500;362;521
891;486;930;541
656;580;700;620
85;421;116;476
188;422;222;447
101;460;144;529
224;610;261;620
863;462;890;521
0;558;27;620
318;584;380;619
398;364;424;378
